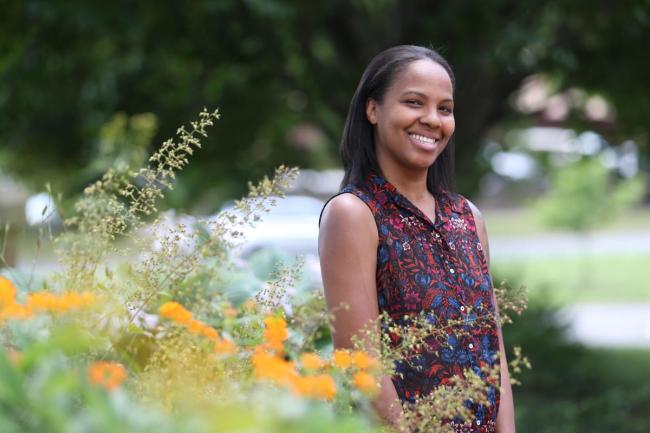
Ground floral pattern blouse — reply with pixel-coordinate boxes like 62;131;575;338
327;171;501;433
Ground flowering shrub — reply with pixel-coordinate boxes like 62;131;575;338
0;109;528;432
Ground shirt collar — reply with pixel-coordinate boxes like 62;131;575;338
367;171;447;230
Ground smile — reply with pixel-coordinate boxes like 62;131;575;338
408;133;440;148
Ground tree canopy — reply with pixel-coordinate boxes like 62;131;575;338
1;0;648;208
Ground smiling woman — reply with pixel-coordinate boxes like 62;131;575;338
319;45;516;433
366;59;455;177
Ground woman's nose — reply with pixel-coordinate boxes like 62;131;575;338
419;108;441;128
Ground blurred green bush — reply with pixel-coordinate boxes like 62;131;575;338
502;290;650;433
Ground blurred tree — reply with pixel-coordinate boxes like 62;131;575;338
0;0;648;208
536;158;644;232
535;157;645;288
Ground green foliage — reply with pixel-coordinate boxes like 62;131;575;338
1;1;649;203
86;112;158;182
503;304;650;433
535;158;645;232
0;343;375;433
0;108;528;432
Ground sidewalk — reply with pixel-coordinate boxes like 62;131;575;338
490;231;650;260
559;303;650;348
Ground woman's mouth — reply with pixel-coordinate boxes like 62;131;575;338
408;132;440;151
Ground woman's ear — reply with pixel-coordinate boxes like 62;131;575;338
366;98;378;125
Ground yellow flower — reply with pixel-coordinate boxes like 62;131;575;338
159;301;192;324
353;371;379;396
352;351;380;370
87;361;127;391
263;316;288;352
332;349;352;369
300;352;324;371
291;374;337;400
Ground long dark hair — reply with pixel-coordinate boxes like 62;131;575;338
340;45;456;192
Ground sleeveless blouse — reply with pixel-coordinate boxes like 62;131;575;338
323;172;500;433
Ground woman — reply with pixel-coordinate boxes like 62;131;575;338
318;45;516;432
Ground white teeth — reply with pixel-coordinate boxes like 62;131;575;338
409;133;438;145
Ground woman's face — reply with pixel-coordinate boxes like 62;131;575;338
366;59;455;173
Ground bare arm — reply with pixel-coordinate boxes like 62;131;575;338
319;193;402;426
467;200;516;433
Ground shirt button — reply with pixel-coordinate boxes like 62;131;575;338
460;306;465;311
476;420;481;426
468;343;474;349
449;268;455;274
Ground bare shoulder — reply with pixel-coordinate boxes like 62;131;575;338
318;193;380;349
319;193;377;240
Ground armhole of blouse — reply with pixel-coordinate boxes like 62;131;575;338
460;196;490;270
318;191;379;238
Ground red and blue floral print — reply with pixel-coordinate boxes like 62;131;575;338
334;172;501;433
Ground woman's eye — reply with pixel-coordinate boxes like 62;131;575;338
405;99;422;106
439;106;453;114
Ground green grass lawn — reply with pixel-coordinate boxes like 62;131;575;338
483;206;650;304
483;206;650;237
493;253;650;304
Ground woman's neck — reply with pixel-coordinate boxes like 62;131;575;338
378;162;431;202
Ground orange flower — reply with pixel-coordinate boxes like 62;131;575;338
332;349;352;369
187;318;220;340
159;301;221;342
291;374;337;400
353;371;379;396
27;291;94;314
0;276;17;306
263;316;288;352
243;299;256;311
300;353;324;371
251;348;297;385
214;338;237;356
198;324;220;341
0;302;32;321
6;348;22;365
159;301;192;324
352;351;380;370
88;361;127;391
223;306;238;319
